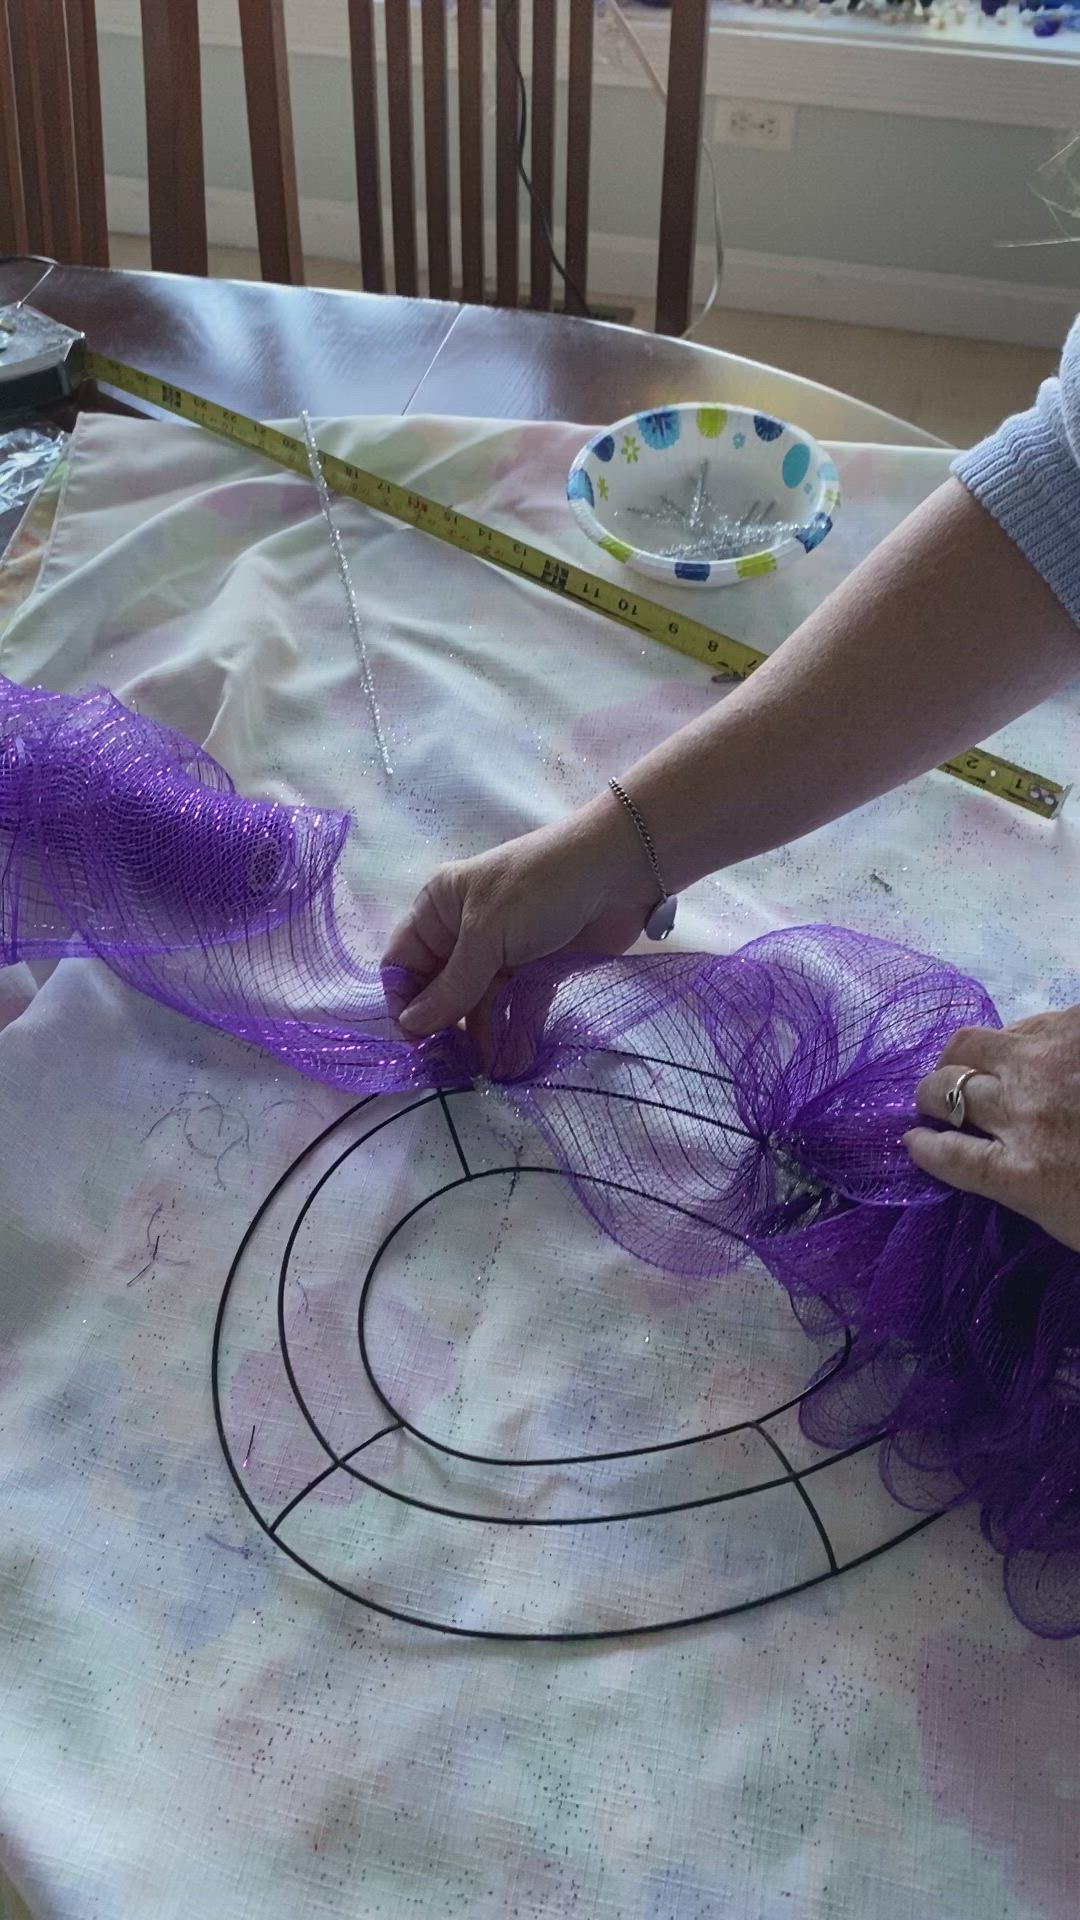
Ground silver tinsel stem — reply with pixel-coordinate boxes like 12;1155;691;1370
301;411;393;779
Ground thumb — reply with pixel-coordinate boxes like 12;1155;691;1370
398;922;501;1036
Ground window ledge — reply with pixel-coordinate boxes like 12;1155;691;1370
96;0;1078;128
701;3;1078;125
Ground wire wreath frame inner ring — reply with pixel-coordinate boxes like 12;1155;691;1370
353;1167;855;1479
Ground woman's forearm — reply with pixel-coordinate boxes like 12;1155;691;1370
592;478;1080;893
387;476;1080;1037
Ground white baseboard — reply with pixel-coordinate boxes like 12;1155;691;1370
105;174;1075;352
597;231;1076;351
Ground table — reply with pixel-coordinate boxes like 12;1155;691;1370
1;264;940;559
16;267;1064;1920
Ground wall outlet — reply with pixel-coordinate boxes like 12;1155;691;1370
714;98;797;152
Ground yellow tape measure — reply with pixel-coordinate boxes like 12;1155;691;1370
82;346;1068;822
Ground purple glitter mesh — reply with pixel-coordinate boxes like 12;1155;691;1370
3;676;1078;1637
0;678;469;1091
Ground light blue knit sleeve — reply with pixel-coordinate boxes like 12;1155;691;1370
953;317;1080;629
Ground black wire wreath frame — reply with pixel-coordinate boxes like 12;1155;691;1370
212;1064;942;1643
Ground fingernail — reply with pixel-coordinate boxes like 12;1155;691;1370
398;1005;427;1034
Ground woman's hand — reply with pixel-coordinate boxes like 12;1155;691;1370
382;800;658;1040
905;1007;1080;1252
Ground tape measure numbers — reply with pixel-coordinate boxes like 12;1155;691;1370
81;346;1068;822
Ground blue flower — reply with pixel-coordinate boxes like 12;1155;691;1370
753;415;784;442
567;467;594;507
732;432;746;450
637;409;681;450
591;433;615;463
795;512;832;553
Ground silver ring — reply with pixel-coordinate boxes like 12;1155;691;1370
945;1066;979;1130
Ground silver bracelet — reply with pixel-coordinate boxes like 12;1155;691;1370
608;778;678;941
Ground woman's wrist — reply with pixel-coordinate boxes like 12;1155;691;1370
573;785;673;930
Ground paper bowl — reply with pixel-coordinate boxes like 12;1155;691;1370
566;404;840;588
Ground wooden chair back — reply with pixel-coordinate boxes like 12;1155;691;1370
0;0;108;268
0;0;710;335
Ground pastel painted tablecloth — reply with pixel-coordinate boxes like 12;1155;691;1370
0;402;1077;1920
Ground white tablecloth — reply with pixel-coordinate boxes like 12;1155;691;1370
0;403;1077;1920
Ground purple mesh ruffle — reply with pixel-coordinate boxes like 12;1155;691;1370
3;675;1078;1636
0;677;468;1090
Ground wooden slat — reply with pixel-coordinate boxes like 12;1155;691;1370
456;0;483;305
0;0;28;256
238;0;303;285
6;3;46;251
9;0;80;261
347;0;385;292
529;0;556;310
419;0;450;300
655;0;709;337
63;0;109;266
139;0;208;276
564;0;593;317
35;0;80;261
494;0;519;308
383;0;418;296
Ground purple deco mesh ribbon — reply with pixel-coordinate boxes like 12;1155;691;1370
2;675;1078;1637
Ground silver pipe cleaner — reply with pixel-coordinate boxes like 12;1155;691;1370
301;410;393;779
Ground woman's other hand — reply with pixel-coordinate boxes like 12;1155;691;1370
906;1007;1080;1252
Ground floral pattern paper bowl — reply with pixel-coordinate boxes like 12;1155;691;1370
566;403;840;588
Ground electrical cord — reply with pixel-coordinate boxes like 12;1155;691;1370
497;2;725;338
606;0;726;338
497;0;595;317
0;255;57;310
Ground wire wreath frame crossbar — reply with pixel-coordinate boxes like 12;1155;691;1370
212;1081;943;1642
